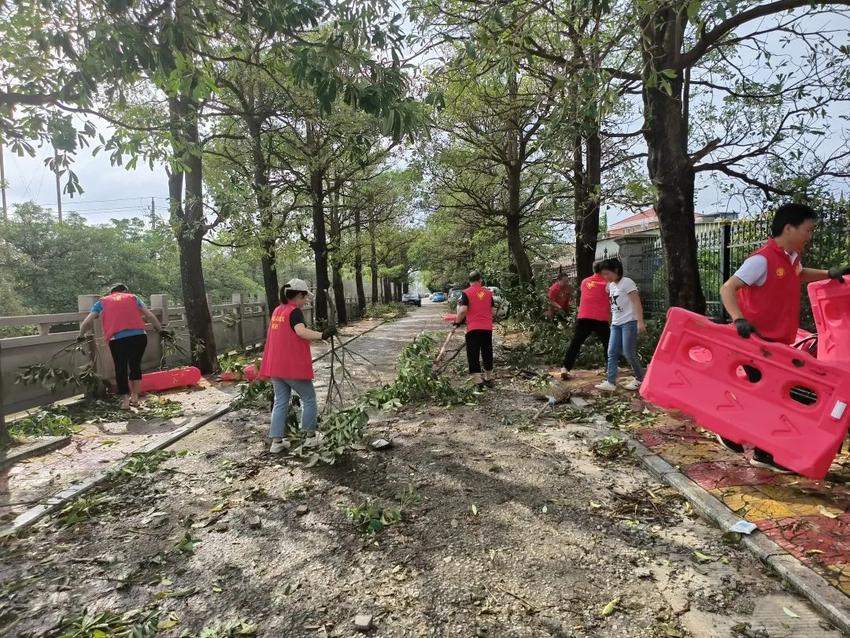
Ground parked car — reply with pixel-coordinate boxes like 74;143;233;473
401;292;421;307
448;289;463;302
430;292;447;302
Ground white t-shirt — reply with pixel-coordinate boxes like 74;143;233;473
734;251;801;287
607;277;639;326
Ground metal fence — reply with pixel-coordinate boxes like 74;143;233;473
608;206;850;329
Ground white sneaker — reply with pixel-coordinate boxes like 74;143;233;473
269;438;291;454
303;432;324;448
594;381;618;392
623;378;642;391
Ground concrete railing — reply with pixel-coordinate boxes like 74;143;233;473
0;293;268;417
0;293;369;418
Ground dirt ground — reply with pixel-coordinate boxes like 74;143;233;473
0;304;843;637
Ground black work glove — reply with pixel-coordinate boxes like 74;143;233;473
828;266;850;282
76;334;89;343
160;328;173;338
734;318;755;339
453;322;463;328
321;327;337;340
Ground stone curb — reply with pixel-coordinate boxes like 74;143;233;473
625;436;850;634
0;436;70;470
0;404;232;538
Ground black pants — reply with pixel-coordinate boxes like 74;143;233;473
563;319;610;370
465;330;493;374
109;334;148;395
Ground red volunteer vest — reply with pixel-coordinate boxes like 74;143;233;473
99;293;146;341
737;238;801;344
259;303;314;380
463;283;493;331
577;274;611;321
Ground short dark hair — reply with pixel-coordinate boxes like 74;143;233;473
110;283;129;294
592;261;604;274
600;258;623;278
469;270;482;283
771;203;817;238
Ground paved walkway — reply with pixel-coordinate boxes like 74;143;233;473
0;305;448;528
563;368;850;599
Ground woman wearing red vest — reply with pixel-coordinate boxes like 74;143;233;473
454;271;495;388
720;203;850;472
560;261;611;379
78;284;164;409
259;279;336;454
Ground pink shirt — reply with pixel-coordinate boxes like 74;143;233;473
577;274;611;322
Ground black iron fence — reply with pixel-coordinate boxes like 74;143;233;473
606;206;849;330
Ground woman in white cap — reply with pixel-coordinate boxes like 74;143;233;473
259;279;336;453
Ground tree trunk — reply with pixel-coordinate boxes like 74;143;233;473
369;218;379;303
309;169;329;325
331;262;348;325
260;244;278;314
249;119;279;315
506;211;532;283
354;208;366;312
504;70;534;284
574;130;602;283
640;6;705;312
382;278;392;303
169;96;218;374
327;182;348;325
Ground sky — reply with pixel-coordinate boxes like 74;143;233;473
2;132;171;223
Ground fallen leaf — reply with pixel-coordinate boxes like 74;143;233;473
157;613;180;630
471;504;478;516
693;551;718;563
590;501;602;509
541;505;548;513
210;502;228;513
817;506;839;519
782;607;800;619
600;598;620;617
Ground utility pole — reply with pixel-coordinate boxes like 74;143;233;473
53;147;63;222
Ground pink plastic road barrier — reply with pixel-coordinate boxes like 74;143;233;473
442;313;457;323
792;329;818;357
809;279;850;363
640;307;850;479
139;366;202;393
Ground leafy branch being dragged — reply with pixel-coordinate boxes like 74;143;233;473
236;334;476;467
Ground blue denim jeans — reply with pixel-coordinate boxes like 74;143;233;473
607;320;644;384
270;378;317;438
